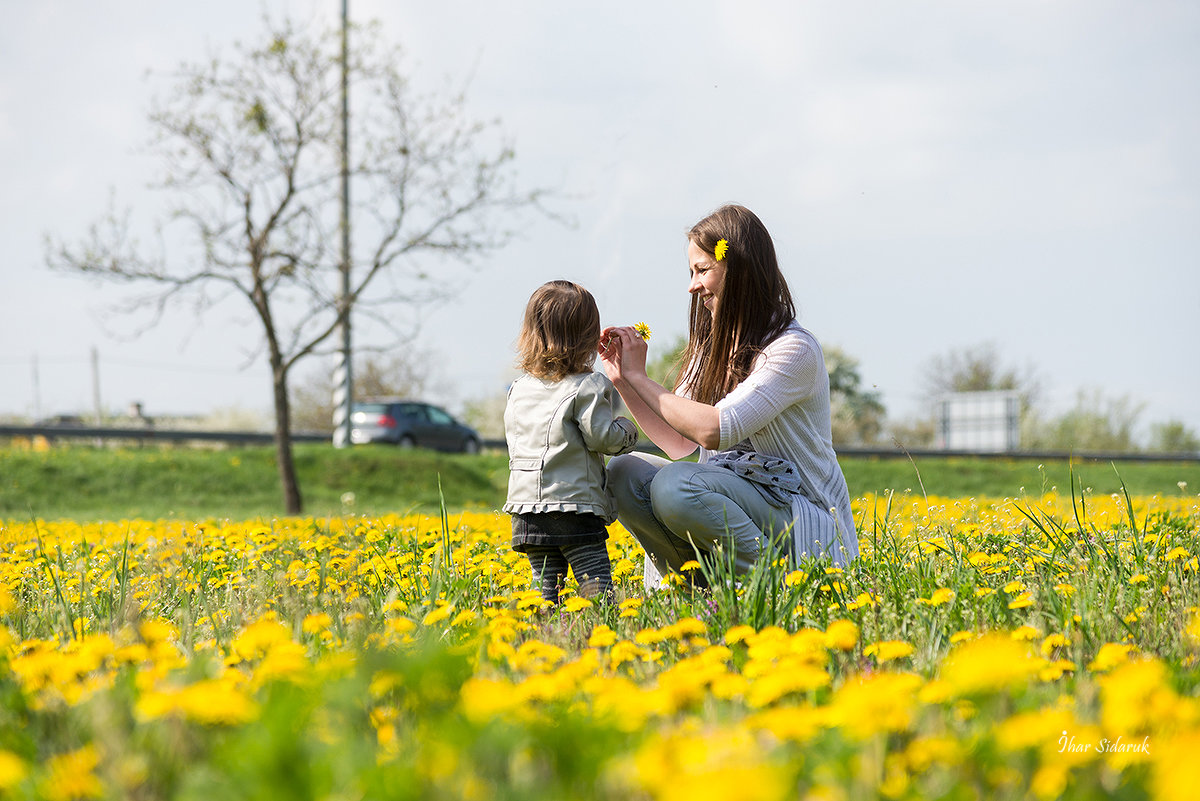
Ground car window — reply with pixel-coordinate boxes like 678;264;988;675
426;407;454;425
355;404;389;414
397;403;427;420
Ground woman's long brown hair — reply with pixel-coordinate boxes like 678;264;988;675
676;205;796;405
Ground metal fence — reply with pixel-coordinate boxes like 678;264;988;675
2;424;1197;463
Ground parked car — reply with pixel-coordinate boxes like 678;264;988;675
349;400;482;453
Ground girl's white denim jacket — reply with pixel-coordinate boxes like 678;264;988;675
503;371;639;524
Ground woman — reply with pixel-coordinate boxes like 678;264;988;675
599;204;858;588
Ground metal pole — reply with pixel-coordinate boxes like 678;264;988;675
32;353;41;421
332;0;353;447
91;347;103;424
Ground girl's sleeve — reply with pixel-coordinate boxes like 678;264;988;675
575;372;640;455
715;330;822;449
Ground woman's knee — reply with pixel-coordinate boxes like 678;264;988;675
606;452;639;490
608;452;662;504
647;461;704;522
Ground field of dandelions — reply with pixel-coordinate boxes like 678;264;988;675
2;482;1199;800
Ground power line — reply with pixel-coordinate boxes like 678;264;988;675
0;356;250;375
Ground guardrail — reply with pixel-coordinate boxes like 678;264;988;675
0;424;328;445
2;425;1197;463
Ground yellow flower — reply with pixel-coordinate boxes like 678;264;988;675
828;672;923;739
0;751;28;793
633;321;652;341
724;625;756;645
1040;633;1069;656
939;633;1043;695
714;239;729;261
563;596;594;613
40;745;102;801
589;624;617;648
1007;591;1035;609
302;612;332;634
1089;642;1134;672
460;677;522;722
918;587;955;607
1154;729;1200;801
824;619;859;651
865;640;915;663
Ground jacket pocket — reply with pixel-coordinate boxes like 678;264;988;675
509;457;543;471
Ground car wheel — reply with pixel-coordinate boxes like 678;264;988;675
462;437;481;455
397;435;416;449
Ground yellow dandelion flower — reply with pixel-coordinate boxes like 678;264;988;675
40;745;102;801
1011;625;1042;641
1186;612;1200;646
1153;728;1200;801
1040;633;1069;656
724;625;756;645
450;609;478;627
633;321;652;341
918;587;956;607
563;596;594;613
824;619;859;651
1089;642;1134;672
939;633;1043;695
421;603;455;626
828;672;923;739
589;624;617;648
714;239;729;261
1007;591;1035;609
0;751;28;793
302;612;332;635
865;640;916;663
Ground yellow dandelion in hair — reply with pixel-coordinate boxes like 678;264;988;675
714;239;729;261
633;321;652;341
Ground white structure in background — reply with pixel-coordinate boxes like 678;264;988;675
935;390;1021;452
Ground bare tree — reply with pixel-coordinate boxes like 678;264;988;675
45;16;551;513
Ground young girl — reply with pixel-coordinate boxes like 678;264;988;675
504;280;639;603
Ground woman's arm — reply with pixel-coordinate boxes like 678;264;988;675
599;326;717;458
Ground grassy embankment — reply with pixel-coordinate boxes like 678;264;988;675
2;443;1197;521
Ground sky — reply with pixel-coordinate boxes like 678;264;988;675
3;1;1198;440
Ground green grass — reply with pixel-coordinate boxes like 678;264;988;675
2;444;1197;522
842;453;1200;499
0;444;511;521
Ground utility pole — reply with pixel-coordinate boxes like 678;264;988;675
31;354;41;421
91;347;103;424
332;0;353;447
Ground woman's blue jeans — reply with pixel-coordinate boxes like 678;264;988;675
607;452;793;590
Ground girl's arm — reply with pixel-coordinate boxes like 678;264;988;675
574;373;640;456
599;326;718;458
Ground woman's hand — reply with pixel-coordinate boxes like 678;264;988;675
599;325;648;384
599;326;708;458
